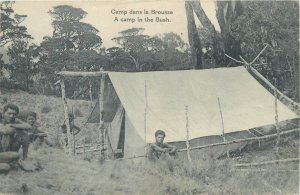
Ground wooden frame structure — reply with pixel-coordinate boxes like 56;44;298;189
57;69;108;157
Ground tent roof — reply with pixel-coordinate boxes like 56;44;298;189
108;66;298;143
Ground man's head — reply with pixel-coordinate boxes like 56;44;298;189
155;130;166;144
3;103;19;123
26;111;37;126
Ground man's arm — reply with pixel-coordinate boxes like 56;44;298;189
10;119;32;130
0;123;16;135
163;143;177;153
150;143;169;153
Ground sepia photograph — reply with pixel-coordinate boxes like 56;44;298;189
0;0;299;194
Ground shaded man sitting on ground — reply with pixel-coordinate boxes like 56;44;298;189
61;113;81;147
147;130;177;171
0;104;31;173
26;111;52;147
2;104;32;160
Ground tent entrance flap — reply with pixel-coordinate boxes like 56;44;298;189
86;79;120;123
124;112;146;158
107;105;125;156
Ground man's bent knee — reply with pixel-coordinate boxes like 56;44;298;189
0;163;10;174
0;152;20;163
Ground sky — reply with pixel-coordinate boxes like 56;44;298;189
12;0;220;48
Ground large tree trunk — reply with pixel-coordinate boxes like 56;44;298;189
189;1;217;34
187;1;224;66
216;1;243;65
185;1;203;69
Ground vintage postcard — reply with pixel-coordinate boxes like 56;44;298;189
0;0;299;194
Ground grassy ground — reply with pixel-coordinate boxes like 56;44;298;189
0;90;299;195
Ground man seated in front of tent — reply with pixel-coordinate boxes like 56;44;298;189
147;130;177;162
0;104;31;173
1;104;32;159
0;124;19;174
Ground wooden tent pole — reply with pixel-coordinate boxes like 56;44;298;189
99;68;106;161
225;54;243;64
185;105;192;163
89;79;93;109
144;80;148;157
274;80;280;159
60;78;74;155
250;44;269;65
71;105;76;155
218;98;229;157
82;122;87;159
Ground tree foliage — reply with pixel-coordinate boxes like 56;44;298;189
216;0;243;65
0;1;35;91
1;1;298;103
6;41;39;90
38;5;104;95
0;1;31;47
188;1;298;100
110;28;190;72
230;1;299;100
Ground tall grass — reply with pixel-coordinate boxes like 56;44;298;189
0;145;298;195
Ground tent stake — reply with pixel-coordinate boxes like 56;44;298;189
99;68;106;162
218;98;229;158
60;78;74;155
185;105;192;163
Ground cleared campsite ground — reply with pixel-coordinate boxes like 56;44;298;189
0;90;298;195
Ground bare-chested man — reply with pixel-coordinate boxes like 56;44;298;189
26;111;51;146
1;104;31;158
148;130;177;162
0;104;31;173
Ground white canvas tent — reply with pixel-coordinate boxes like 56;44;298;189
86;66;298;158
